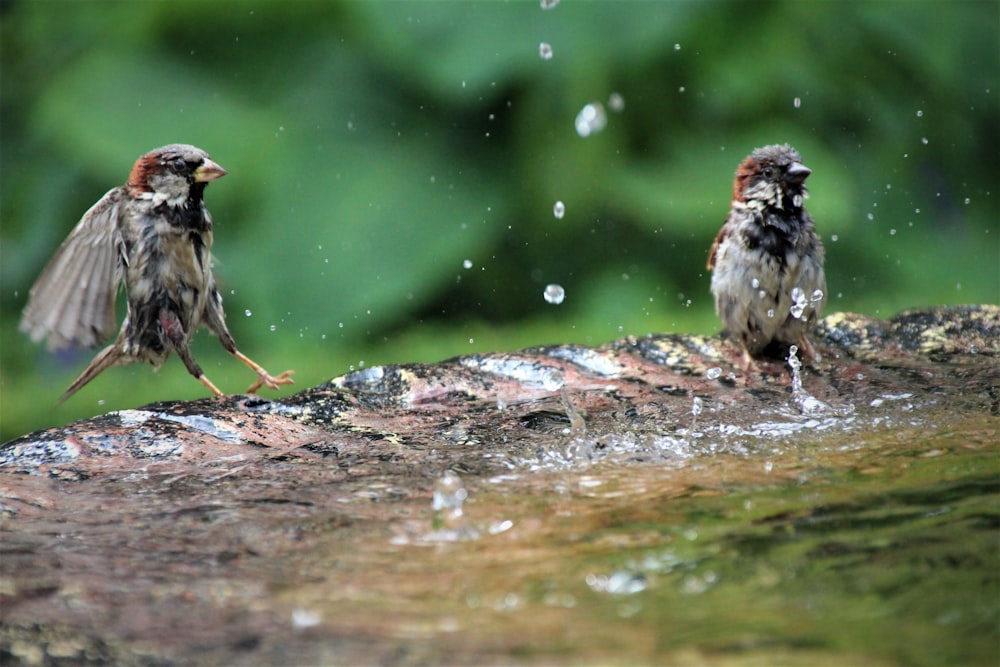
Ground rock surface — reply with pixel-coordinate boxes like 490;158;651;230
1;305;997;665
3;306;996;474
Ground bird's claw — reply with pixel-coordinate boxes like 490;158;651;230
247;369;295;394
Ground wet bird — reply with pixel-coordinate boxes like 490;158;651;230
707;143;827;368
20;144;294;404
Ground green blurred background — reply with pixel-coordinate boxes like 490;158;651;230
1;1;997;442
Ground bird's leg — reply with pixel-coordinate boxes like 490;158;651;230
161;309;224;397
796;333;820;364
204;302;294;394
233;350;294;393
172;339;224;397
197;374;224;396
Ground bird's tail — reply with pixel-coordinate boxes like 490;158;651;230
58;344;123;406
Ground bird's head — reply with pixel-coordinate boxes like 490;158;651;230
732;143;810;210
127;144;226;207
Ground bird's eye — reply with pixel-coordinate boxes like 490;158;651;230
761;166;775;179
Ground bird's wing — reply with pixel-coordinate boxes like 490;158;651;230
706;220;729;270
20;187;126;351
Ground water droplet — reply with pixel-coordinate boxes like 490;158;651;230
830;234;839;242
574;102;607;138
269;324;277;332
607;92;625;113
706;367;722;380
921;137;929;145
539;42;553;60
766;309;775;318
793;97;801;108
810;289;824;303
964;197;971;205
790;287;809;320
867;212;874;221
244;309;252;317
544;284;566;304
916;109;923;117
673;43;681;51
463;259;473;269
691;396;703;416
678;86;686;93
540;0;558;8
553;200;565;219
889;228;896;236
751;277;760;289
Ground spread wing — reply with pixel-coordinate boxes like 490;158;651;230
20;187;126;350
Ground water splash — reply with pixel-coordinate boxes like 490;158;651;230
787;345;830;416
427;471;479;540
586;570;648;595
790;287;809;320
559;385;587;437
691;396;703;417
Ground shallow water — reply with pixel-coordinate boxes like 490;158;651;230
3;415;1000;665
3;403;996;666
273;414;997;666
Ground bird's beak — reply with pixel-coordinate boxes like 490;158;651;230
194;158;227;183
786;161;811;182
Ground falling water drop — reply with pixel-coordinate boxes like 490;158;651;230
574;102;607;137
544;284;566;305
607;92;625;113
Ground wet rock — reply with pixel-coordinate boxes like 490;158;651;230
1;305;997;666
3;305;996;473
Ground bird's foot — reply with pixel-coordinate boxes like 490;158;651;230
246;368;295;394
232;350;294;393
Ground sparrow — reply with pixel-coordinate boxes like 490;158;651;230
20;144;294;404
707;143;827;367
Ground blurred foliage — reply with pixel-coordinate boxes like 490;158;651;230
1;1;997;441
